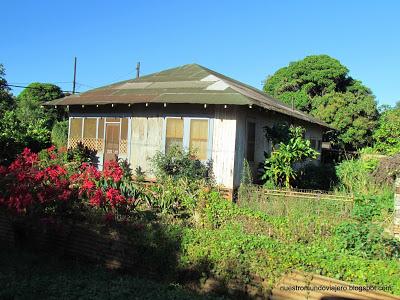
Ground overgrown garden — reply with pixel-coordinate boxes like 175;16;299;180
0;56;400;298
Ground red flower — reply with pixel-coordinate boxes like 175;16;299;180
103;161;124;182
82;179;95;191
105;187;126;207
58;190;72;201
89;188;105;207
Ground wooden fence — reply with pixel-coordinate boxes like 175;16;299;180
239;185;354;202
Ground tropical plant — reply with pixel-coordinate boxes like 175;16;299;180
262;126;318;187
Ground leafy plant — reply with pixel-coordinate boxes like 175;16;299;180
262;126;318;187
335;221;400;259
151;146;213;182
51;120;68;149
335;158;378;194
373;106;400;154
150;177;210;214
135;166;146;182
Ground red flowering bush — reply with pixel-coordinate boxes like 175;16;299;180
0;148;75;215
70;160;147;220
0;147;151;221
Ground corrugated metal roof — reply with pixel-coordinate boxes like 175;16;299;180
45;63;332;128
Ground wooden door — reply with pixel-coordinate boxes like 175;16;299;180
104;123;120;162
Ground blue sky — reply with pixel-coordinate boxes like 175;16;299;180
2;0;399;106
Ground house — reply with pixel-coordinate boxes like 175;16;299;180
46;64;331;194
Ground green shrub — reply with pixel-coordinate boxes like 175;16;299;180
51;120;68;149
151;146;213;182
335;221;400;259
150;177;211;214
335;158;379;193
373;107;400;155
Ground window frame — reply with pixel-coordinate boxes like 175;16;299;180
163;116;213;161
164;117;185;153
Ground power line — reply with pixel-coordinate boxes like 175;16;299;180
5;84;80;94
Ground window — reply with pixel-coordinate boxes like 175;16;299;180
121;118;128;141
98;118;104;139
165;118;184;153
189;119;208;160
83;118;97;139
70;118;82;138
246;121;256;162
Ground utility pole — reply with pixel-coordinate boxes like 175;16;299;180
136;62;140;79
72;57;77;94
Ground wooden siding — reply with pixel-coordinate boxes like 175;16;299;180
212;106;237;189
130;117;163;178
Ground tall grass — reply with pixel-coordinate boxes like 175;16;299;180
335;158;379;194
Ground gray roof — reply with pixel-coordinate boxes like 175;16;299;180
46;63;331;128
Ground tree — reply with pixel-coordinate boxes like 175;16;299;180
0;110;50;165
262;126;318;188
312;91;378;147
16;82;65;128
51;120;68;149
0;64;15;115
373;107;400;154
263;55;378;149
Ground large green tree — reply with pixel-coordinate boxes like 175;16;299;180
0;64;15;115
263;55;378;149
0;80;65;164
16;82;65;128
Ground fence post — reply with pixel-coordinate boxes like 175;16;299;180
394;177;400;239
